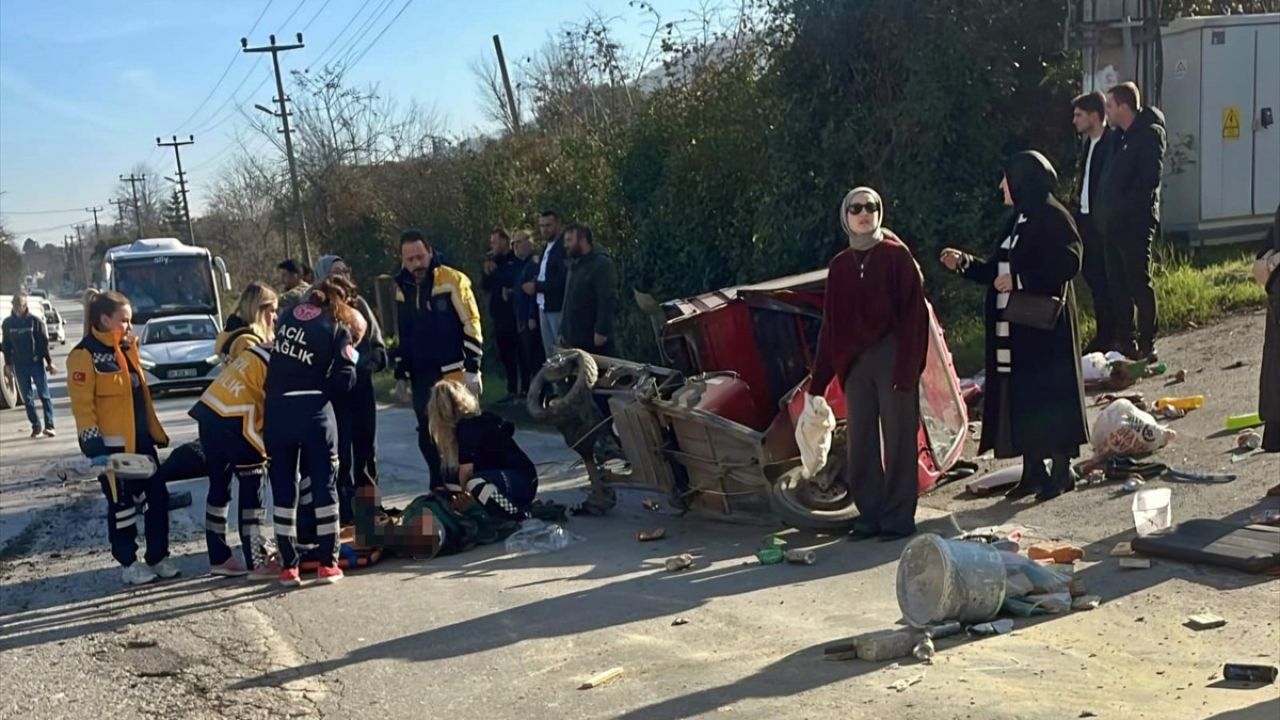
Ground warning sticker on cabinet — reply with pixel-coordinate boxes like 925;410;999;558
1223;106;1241;140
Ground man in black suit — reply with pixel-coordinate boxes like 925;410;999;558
1071;90;1118;353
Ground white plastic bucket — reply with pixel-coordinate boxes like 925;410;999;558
1131;487;1172;536
896;534;1008;627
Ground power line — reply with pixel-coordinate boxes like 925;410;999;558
345;0;415;72
331;0;396;68
186;58;271;136
301;0;334;32
275;0;307;33
0;206;98;215
8;218;94;235
170;0;276;133
306;0;376;71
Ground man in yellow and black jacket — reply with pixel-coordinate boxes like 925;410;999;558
393;230;484;483
190;334;274;576
67;323;172;580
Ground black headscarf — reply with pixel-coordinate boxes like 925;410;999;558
1003;150;1058;213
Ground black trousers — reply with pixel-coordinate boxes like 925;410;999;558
519;328;546;388
842;335;920;536
1077;213;1115;347
411;372;444;486
495;319;522;395
199;417;267;569
267;398;340;569
334;371;378;525
1106;225;1158;350
99;441;168;568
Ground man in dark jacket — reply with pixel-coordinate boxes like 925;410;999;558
513;231;545;390
1071;90;1119;353
481;228;524;400
393;230;484;482
2;293;58;437
559;223;619;356
1099;81;1166;361
534;210;568;355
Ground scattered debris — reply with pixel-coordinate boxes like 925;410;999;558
1222;360;1248;370
924;622;964;640
888;673;925;692
671;617;690;627
636;528;666;542
642;499;661;512
760;535;789;551
1119;558;1152;569
1080;711;1099;718
123;639;158;649
853;629;920;662
1122;477;1145;493
1225;412;1263;431
1110;542;1134;557
1028;543;1084;564
912;636;936;663
755;548;785;565
1237;430;1263;451
579;667;624;690
1185;614;1227;631
1071;595;1101;611
823;642;859;662
664;554;695;572
967;619;1014;637
1170;369;1187;384
1222;663;1279;684
785;549;816;565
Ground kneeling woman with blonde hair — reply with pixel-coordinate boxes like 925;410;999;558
427;379;538;520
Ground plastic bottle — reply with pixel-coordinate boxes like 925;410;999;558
1154;395;1205;412
1225;412;1263;431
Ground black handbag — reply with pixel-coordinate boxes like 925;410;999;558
1003;290;1065;330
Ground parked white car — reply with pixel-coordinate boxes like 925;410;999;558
44;305;66;345
137;315;222;393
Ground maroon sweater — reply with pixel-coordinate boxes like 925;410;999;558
809;232;930;393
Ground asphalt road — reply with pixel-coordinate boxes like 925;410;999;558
1;298;1277;720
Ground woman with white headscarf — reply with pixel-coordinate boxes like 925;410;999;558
808;186;930;542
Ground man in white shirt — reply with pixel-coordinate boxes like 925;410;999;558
1071;90;1118;354
534;209;568;355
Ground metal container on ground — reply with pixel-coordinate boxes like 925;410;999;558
896;534;1008;627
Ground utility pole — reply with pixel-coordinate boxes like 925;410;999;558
74;222;90;288
156;135;196;245
64;233;80;290
109;197;130;235
492;34;521;133
242;33;311;266
119;174;146;239
86;205;103;245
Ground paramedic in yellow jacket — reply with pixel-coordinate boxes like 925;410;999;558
68;290;176;587
393;230;484;484
189;282;278;579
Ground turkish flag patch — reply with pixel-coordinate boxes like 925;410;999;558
72;371;87;384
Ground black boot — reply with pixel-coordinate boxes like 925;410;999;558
1036;456;1073;502
1262;422;1280;453
1005;460;1043;500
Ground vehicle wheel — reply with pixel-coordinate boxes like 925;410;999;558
0;365;17;410
526;349;599;424
766;463;862;532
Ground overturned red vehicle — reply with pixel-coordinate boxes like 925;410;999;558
528;269;968;530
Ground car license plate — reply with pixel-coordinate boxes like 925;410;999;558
168;369;198;379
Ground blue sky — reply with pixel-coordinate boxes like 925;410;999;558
0;0;708;247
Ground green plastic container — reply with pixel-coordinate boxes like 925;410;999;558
1225;412;1263;431
761;535;789;551
756;548;785;565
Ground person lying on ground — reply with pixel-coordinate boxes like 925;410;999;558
351;484;519;560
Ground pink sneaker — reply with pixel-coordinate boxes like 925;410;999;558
316;565;344;585
210;558;248;577
278;568;302;587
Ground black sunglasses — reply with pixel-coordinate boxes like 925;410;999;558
847;202;881;215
